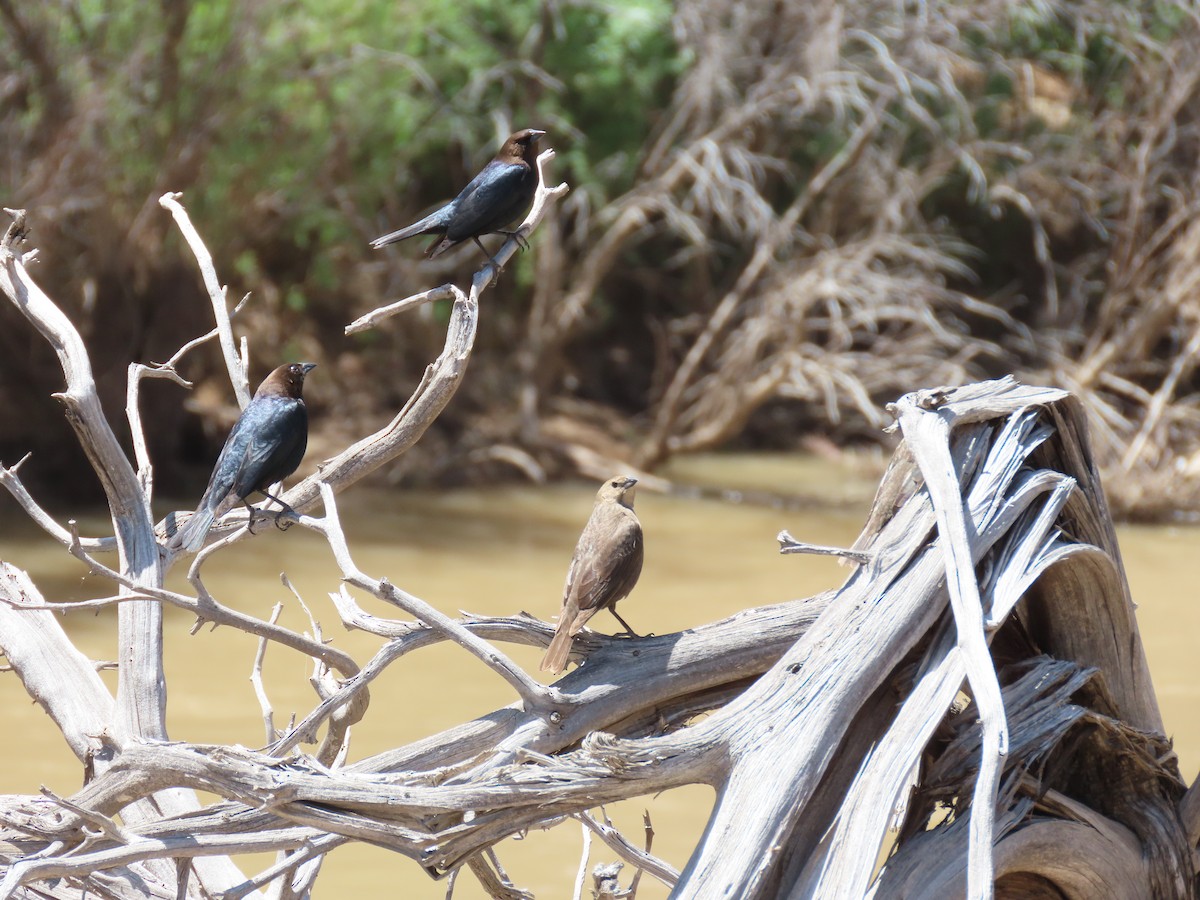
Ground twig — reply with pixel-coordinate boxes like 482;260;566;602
777;530;873;565
306;482;556;715
278;573;358;762
175;858;192;900
158;192;250;407
592;862;625;900
629;811;653;899
125;294;251;497
485;848;516;889
252;604;285;744
467;852;534;900
576;810;679;888
573;820;592;900
1;208;169;759
1121;326;1200;472
218;835;344;900
62;526;358;676
38;787;135;845
0;829;315;899
345;284;459;335
0;458;110;553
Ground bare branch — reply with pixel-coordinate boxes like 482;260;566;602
158;192;250;407
252;604;285;745
576;811;679;888
777;530;872;565
0;458;110;553
0;208;166;747
303;482;554;715
572;821;591;900
345;284;459;335
62;526;358;679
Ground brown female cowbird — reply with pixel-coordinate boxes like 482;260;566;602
540;475;644;674
168;363;316;553
370;128;546;260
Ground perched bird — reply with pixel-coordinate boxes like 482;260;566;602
168;363;316;553
540;475;645;674
370;128;546;261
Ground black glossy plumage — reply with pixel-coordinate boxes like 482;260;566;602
169;363;316;553
370;128;545;259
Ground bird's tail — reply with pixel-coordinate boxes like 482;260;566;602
369;207;452;249
167;507;215;553
540;622;577;674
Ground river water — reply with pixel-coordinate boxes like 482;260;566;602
0;453;1195;898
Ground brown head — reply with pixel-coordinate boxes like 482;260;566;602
596;474;638;509
256;362;317;400
498;128;546;166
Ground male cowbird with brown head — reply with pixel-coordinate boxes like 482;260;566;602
370;128;545;261
540;475;644;674
168;363;316;553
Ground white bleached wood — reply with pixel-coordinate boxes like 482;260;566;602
0;217;166;748
0;458;114;554
795;471;1075;897
302;482;554;715
670;399;1042;894
892;391;1010;900
158;192;250;407
0;564;115;765
577;811;680;888
572;822;591;900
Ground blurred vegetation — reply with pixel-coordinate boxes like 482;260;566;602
2;0;1200;518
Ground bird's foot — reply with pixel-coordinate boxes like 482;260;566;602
476;255;506;287
245;506;267;535
273;508;300;532
496;230;530;252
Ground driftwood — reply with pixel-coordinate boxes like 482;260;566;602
1;172;1197;899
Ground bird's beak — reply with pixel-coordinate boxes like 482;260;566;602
529;129;547;140
301;363;317;375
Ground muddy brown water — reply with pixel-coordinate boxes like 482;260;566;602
0;454;1195;897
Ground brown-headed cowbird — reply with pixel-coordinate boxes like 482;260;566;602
540;475;644;674
370;128;546;260
168;363;316;553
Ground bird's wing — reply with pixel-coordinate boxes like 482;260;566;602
230;399;308;499
568;512;644;615
445;161;534;240
191;414;257;515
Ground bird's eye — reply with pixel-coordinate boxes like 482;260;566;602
611;480;619;488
